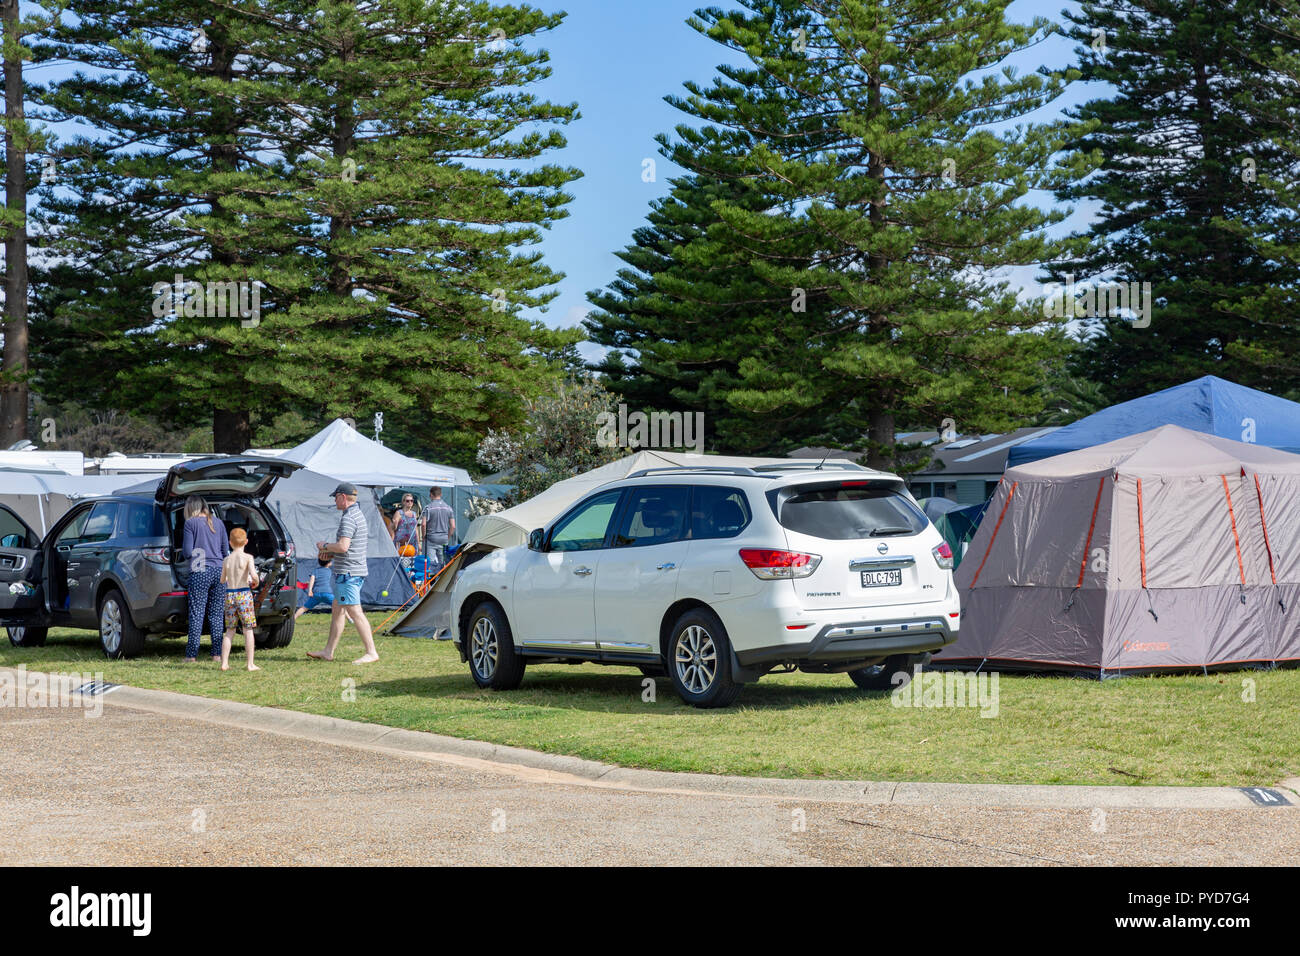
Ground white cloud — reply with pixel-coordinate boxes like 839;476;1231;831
559;305;590;329
576;339;609;366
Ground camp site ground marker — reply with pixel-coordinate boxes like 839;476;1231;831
1239;787;1290;806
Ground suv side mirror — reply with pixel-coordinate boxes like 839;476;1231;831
527;528;546;552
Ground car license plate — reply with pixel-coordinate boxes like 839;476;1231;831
861;569;901;588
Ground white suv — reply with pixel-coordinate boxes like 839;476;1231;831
450;464;960;708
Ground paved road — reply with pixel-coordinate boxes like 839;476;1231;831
1;701;1296;866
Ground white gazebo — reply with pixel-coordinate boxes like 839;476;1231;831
272;419;469;487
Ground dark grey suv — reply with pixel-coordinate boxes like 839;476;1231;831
0;457;301;658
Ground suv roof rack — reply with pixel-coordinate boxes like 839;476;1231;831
625;466;760;479
750;461;868;473
625;461;873;480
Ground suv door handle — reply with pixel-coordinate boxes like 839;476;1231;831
656;562;676;571
573;566;593;576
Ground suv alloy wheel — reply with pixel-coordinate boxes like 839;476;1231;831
99;589;146;659
467;601;525;690
667;608;742;709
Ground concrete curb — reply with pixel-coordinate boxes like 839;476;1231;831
6;666;1292;810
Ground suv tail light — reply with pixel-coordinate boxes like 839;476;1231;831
142;547;171;565
739;548;822;579
284;543;296;559
932;541;953;570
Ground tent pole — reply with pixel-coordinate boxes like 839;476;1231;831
1136;477;1158;622
1253;474;1285;613
969;480;1016;588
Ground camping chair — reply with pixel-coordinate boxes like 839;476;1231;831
407;555;432;587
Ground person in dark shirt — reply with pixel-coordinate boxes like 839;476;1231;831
181;495;229;661
423;486;455;571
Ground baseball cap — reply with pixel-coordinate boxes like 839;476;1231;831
330;482;358;497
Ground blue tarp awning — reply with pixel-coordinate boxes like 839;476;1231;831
1007;376;1300;468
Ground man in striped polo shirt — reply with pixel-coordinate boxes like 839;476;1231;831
307;482;380;664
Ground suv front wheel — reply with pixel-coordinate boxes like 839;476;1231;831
667;608;742;709
99;589;146;659
467;601;525;690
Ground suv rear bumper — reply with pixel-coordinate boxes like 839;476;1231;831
136;594;189;631
715;583;960;662
734;615;956;668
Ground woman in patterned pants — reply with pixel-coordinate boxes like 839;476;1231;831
181;496;229;661
186;566;225;660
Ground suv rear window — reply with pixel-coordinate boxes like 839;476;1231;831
169;461;285;498
119;502;165;539
777;485;927;540
691;486;751;539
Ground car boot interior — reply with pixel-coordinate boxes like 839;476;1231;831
211;503;279;559
168;501;284;589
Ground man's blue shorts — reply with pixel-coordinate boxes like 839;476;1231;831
333;573;364;606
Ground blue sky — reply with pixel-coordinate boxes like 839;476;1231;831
521;0;1103;360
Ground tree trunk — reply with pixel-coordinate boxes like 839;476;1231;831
866;408;895;471
0;0;28;446
213;407;251;454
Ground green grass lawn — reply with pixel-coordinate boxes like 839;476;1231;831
3;614;1296;787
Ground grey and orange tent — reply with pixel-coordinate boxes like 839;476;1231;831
939;425;1300;676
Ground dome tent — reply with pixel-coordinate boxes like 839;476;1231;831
943;425;1300;675
933;500;989;570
